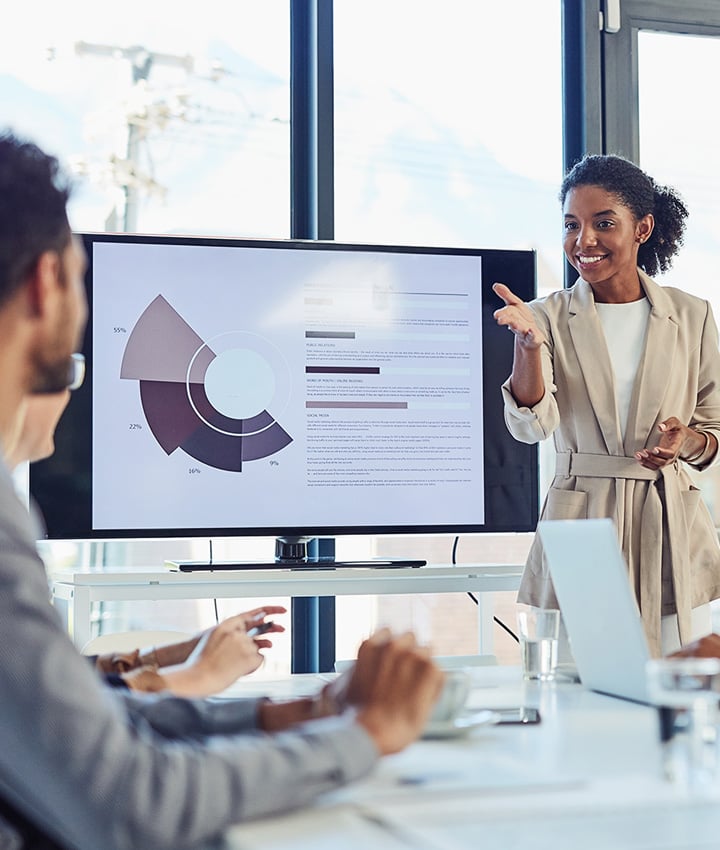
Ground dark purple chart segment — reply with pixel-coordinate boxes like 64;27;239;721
178;415;293;472
240;420;293;461
122;295;293;473
187;381;246;434
139;380;207;453
140;381;292;470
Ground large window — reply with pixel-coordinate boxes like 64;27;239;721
333;0;562;664
5;1;565;671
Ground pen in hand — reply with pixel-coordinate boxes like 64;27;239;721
246;621;275;638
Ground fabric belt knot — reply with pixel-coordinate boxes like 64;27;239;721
554;451;690;657
555;451;658;481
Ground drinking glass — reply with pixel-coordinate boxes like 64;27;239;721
517;607;560;681
646;657;720;790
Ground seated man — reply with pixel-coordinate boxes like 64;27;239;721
0;129;445;850
8;386;288;697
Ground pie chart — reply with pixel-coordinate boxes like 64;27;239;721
120;295;293;472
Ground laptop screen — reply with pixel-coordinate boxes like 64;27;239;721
538;518;652;704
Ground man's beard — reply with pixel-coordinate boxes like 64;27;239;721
31;352;76;395
32;256;82;395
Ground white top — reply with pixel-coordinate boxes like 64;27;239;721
595;298;651;438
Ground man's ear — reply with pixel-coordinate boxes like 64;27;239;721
24;250;62;318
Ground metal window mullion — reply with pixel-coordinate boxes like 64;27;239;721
290;0;334;240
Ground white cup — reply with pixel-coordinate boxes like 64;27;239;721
429;669;472;723
517;607;560;681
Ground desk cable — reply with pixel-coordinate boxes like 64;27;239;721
452;535;519;643
209;539;220;624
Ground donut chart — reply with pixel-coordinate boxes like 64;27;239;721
120;295;292;472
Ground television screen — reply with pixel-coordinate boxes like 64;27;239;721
30;234;538;543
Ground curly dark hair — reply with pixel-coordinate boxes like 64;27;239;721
559;154;688;277
0;129;72;306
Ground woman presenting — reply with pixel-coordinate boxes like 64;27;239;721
494;154;720;656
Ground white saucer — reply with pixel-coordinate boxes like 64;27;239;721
422;709;499;739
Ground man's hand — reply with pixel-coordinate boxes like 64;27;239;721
669;633;720;659
349;629;445;755
140;605;287;669
154;608;286;697
159;613;273;697
236;605;287;650
258;628;444;741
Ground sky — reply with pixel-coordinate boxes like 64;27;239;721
638;30;720;308
4;2;718;305
0;1;564;288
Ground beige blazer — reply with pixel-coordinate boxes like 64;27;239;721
503;271;720;656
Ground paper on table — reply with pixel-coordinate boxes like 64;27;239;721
224;803;439;850
326;740;581;808
213;674;333;701
365;776;720;850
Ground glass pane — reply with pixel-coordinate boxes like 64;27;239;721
639;30;720;522
0;0;289;236
334;0;562;664
334;0;563;295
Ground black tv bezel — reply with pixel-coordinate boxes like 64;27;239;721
30;233;539;540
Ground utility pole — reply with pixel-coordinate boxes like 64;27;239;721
74;42;196;232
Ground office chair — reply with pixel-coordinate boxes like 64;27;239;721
0;791;69;850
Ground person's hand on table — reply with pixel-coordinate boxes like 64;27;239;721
669;633;720;659
259;628;444;749
348;628;445;755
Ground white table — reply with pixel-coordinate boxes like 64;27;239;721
223;666;720;850
49;562;523;651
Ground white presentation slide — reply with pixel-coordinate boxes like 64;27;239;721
91;240;485;530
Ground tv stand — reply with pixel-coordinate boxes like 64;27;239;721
166;535;426;572
275;535;314;563
166;558;427;572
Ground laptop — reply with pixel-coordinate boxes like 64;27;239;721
537;517;652;704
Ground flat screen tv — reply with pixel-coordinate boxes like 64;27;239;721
30;234;538;559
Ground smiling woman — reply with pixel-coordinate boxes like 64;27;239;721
493;153;720;658
562;186;653;301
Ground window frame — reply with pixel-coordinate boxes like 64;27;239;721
601;0;720;161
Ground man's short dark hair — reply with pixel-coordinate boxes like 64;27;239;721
0;130;73;306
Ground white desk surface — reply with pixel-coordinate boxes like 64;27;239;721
222;666;720;850
49;563;522;651
49;561;522;589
